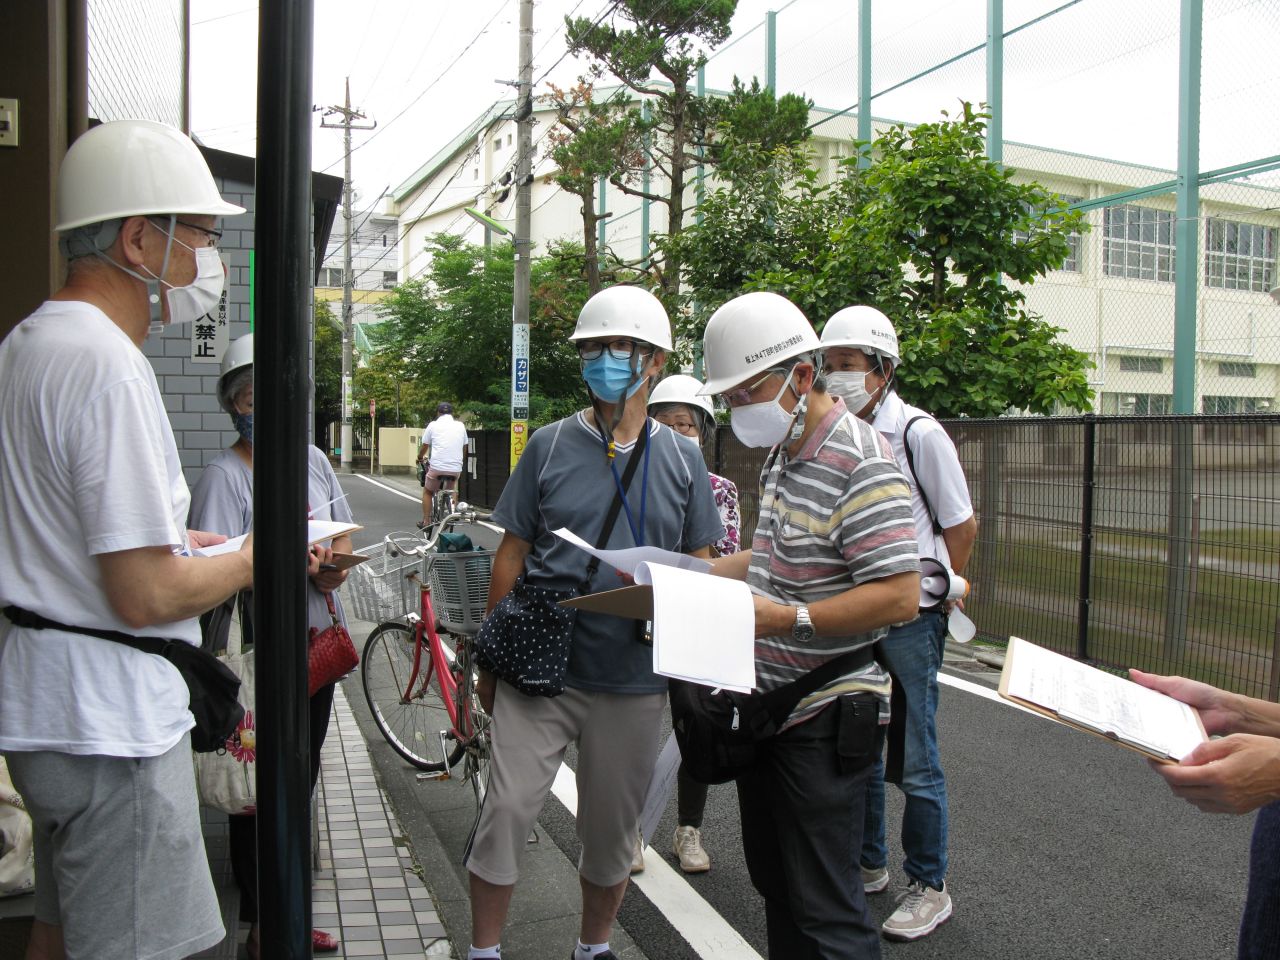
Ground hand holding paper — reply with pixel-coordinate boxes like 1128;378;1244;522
552;527;712;575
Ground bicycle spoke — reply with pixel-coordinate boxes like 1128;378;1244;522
362;623;463;771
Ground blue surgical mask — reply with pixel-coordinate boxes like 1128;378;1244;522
582;353;647;402
232;412;253;445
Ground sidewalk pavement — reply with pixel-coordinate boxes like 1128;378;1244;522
194;684;455;960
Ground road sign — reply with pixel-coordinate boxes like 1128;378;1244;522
510;419;528;471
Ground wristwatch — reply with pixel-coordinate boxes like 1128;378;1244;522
792;606;816;642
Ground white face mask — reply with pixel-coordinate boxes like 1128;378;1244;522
729;369;800;448
826;370;875;418
151;244;225;331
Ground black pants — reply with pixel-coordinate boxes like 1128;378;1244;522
736;695;882;960
229;682;336;923
677;765;709;828
1240;800;1280;960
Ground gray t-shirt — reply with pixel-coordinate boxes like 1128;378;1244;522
188;445;355;633
492;411;724;694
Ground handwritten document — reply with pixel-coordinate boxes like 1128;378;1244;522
1002;636;1206;761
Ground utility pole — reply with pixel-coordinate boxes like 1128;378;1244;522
510;0;534;471
321;78;375;472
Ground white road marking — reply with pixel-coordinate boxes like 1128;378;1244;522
550;765;764;960
351;473;421;503
939;669;1049;721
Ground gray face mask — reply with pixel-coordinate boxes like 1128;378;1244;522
825;370;875;418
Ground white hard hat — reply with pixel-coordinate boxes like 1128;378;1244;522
698;292;820;395
648;374;715;419
218;334;253;412
55;119;245;232
571;285;673;351
820;305;900;364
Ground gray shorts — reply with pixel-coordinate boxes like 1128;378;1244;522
4;734;224;960
465;682;666;888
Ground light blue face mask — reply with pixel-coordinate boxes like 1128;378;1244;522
582;352;647;403
232;412;253;445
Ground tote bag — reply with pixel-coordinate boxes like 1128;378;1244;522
194;613;257;815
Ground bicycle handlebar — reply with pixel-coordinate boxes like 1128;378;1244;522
385;503;501;559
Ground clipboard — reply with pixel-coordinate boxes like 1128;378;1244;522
559;584;653;620
322;552;369;572
997;636;1208;765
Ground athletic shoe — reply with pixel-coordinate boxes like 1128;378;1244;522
569;952;617;960
881;879;952;941
861;865;890;894
673;825;711;873
630;830;645;874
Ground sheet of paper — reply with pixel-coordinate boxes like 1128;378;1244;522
637;561;756;693
309;519;362;545
192;534;248;558
639;733;682;846
552;527;712;576
1004;636;1205;760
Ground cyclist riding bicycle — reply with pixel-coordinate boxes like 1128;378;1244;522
417;401;468;530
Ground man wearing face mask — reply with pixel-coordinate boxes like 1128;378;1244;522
0;119;254;960
820;305;976;942
467;286;723;960
700;291;920;960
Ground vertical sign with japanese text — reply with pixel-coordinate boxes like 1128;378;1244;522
510;419;527;472
511;320;530;470
190;256;230;363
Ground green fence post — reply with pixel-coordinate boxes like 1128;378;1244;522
858;0;871;166
597;174;607;253
766;10;777;92
987;0;1003;163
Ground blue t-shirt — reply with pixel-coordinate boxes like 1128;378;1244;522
492;411;724;694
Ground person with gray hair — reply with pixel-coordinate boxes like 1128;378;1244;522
0;119;254;960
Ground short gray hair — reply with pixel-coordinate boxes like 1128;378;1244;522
219;367;253;414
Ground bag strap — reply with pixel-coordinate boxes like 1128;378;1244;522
752;642;878;731
902;415;944;536
3;604;180;659
323;591;340;623
580;422;649;591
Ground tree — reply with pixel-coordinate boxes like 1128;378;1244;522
313;300;343;428
559;2;811;305
676;104;1093;417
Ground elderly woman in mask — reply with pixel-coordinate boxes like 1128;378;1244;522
188;333;353;958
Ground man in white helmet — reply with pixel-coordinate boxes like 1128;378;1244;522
466;286;723;960
0;120;256;960
699;291;920;959
821;304;977;942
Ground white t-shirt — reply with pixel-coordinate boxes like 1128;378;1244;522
422;413;468;472
872;390;975;570
0;301;198;757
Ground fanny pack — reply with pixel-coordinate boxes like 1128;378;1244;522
3;604;244;754
669;642;877;785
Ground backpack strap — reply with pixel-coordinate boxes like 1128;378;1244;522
902;415;944;536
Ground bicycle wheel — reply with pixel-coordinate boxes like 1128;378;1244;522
362;622;465;772
453;640;492;806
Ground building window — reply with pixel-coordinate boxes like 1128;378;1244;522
1202;395;1271;414
1015;195;1082;272
1204;218;1276;292
322;267;344;287
473;167;479;180
1219;361;1257;378
494;136;503;150
382;271;398;290
1101;392;1173;415
1103;205;1175;282
1118;356;1163;373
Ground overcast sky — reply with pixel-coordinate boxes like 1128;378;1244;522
189;0;1280;211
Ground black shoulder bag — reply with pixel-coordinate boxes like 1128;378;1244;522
669;642;876;784
3;604;244;754
474;426;648;698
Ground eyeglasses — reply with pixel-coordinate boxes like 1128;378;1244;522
721;370;783;408
150;217;222;248
655;416;699;436
576;339;643;361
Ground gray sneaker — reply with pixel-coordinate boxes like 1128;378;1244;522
673;825;711;873
881;879;952;941
861;865;889;894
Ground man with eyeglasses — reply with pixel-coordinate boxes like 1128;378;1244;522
700;291;920;960
0;119;253;960
467;285;723;960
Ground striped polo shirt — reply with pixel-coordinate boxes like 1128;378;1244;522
746;397;920;728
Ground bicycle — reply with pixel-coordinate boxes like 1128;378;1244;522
417;462;459;533
351;504;501;804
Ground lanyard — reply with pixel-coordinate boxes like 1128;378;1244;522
605;423;650;546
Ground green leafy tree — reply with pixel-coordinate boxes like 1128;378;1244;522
313;300;343;428
676;104;1092;417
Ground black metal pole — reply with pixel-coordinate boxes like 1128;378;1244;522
254;1;314;957
1076;414;1096;661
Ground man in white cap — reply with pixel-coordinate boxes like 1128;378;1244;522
0;120;256;960
821;305;976;942
699;291;920;960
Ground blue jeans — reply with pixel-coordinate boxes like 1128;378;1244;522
861;610;949;889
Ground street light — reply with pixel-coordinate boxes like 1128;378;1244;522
464;206;511;236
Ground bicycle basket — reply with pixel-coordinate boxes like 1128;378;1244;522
426;550;495;636
343;536;422;623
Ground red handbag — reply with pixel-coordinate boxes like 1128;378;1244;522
308;592;358;696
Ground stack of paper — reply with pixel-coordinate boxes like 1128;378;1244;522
191;520;363;558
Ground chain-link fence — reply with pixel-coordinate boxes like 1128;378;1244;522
455;415;1280;698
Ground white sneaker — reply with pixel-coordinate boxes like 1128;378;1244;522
861;865;889;894
673;825;711;873
881;879;952;941
630;830;645;874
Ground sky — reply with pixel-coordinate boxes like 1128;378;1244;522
189;0;1280;214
